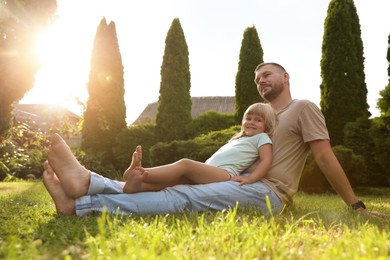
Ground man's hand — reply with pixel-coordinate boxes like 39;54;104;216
356;208;386;219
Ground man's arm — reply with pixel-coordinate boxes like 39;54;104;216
309;139;386;218
308;139;359;206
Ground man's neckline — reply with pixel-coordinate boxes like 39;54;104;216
276;99;296;114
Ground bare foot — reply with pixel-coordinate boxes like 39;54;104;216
123;167;148;193
123;145;142;180
43;161;76;215
48;133;90;199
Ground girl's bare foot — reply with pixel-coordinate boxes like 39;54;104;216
48;133;90;199
123;145;142;180
43;161;76;215
123;167;148;193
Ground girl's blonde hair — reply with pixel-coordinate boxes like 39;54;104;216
232;102;277;139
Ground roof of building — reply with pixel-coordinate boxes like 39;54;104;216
14;103;82;146
14;104;80;120
132;96;235;125
14;104;80;130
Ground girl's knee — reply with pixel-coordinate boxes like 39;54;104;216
176;158;194;168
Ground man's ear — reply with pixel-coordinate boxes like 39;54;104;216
284;72;290;80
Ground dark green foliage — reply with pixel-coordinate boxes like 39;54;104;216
150;126;240;166
320;0;369;146
388;33;390;79
300;145;366;193
73;148;121;180
82;18;126;163
185;111;236;139
377;34;390;126
370;118;390;186
0;0;57;139
364;33;390;186
378;84;390;126
112;124;157;170
235;26;264;123
344;115;387;186
156;18;192;142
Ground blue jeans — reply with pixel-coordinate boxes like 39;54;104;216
75;172;283;216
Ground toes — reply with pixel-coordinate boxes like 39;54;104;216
44;160;49;170
44;161;55;173
138;146;142;160
51;133;62;145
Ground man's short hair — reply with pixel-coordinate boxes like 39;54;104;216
254;62;286;73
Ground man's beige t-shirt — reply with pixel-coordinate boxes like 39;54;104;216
261;99;329;205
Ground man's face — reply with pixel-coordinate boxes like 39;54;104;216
254;65;287;102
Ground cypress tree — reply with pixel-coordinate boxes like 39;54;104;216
82;18;126;161
320;0;369;146
0;0;57;139
235;26;264;123
156;18;192;142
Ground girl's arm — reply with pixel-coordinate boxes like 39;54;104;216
231;143;273;185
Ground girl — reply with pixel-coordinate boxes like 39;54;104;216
123;102;277;193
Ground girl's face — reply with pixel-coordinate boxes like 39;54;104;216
242;113;266;136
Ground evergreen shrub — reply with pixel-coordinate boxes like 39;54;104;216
112;124;157;170
186;111;236;139
299;145;366;193
150;126;240;166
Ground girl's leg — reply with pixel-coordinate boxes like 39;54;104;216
123;145;142;180
123;167;187;193
124;159;231;193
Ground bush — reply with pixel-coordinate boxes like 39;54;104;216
299;145;366;193
0;161;10;181
185;111;236;139
112;124;157;170
370;117;390;186
74;148;121;180
150;125;240;165
0;122;49;180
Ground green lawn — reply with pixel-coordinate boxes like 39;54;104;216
0;181;389;259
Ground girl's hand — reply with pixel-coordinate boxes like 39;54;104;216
231;175;254;186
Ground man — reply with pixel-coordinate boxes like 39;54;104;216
43;62;379;217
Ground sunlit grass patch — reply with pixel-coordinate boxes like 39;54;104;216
1;182;389;259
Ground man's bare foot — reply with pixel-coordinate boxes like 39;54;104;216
123;145;142;180
123;167;148;193
43;161;76;215
48;133;90;199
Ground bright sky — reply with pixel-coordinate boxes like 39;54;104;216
22;0;390;124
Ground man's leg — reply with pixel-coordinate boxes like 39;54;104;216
42;161;76;215
48;133;90;199
47;133;131;197
76;175;283;216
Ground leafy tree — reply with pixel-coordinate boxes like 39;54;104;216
377;34;390;126
155;18;192;142
370;33;390;186
82;18;126;163
235;26;264;123
0;0;57;139
320;0;369;146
